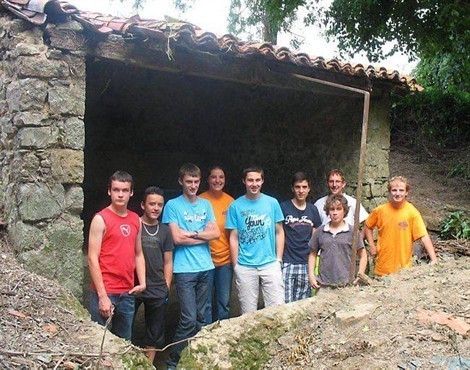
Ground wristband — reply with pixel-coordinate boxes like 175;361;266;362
194;231;199;239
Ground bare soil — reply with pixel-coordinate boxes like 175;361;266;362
264;255;469;369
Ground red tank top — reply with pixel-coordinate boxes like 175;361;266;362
91;207;140;294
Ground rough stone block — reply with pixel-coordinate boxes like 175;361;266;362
46;27;87;52
335;303;379;328
0;114;17;141
10;43;42;57
11;151;41;181
46;49;64;60
371;182;388;198
5;19;34;35
8;221;45;253
49;149;84;183
6;78;47;111
59;117;85;149
65;185;84;215
19;215;84;298
62;54;86;78
17;56;69;78
17;126;58;149
13;111;49;127
56;20;84;32
48;83;85;116
18;182;65;221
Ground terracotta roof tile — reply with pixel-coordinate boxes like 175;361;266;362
0;0;417;90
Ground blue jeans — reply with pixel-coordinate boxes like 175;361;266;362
168;270;211;367
205;264;233;323
90;291;135;341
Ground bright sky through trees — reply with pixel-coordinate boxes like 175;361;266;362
70;0;416;74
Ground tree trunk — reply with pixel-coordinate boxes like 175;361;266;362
262;8;278;44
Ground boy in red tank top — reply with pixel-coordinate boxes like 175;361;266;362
88;171;146;340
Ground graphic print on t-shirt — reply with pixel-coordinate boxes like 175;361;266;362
120;224;131;237
239;209;271;244
284;215;314;227
183;210;207;223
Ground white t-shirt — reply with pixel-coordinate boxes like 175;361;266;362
314;193;369;226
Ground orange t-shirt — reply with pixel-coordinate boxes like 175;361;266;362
199;191;234;267
365;201;428;276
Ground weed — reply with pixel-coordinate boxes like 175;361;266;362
440;211;470;240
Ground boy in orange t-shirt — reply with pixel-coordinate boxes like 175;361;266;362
365;176;438;276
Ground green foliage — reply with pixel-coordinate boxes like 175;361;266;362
440;211;470;240
391;88;470;150
415;51;469;92
323;0;469;62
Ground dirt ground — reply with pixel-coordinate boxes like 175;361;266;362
264;255;469;369
389;146;470;231
0;234;152;369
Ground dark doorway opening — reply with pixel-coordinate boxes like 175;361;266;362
82;56;364;348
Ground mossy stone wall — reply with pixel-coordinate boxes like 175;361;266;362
0;13;85;297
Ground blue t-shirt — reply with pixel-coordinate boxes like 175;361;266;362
226;194;284;268
281;200;322;264
162;195;215;273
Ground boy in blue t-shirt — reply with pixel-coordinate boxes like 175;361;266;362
162;163;219;368
226;165;285;314
281;172;321;303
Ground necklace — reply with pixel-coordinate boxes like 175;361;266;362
142;221;159;236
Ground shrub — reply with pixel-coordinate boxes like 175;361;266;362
440;211;470;240
391;88;470;150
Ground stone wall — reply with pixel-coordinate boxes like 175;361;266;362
0;12;85;297
341;92;391;212
362;93;391;210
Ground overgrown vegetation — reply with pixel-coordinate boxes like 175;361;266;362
441;211;470;240
391;88;470;180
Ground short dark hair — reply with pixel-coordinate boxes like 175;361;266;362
108;171;133;190
207;164;225;179
291;171;311;187
327;169;345;182
178;163;201;180
324;194;349;217
142;186;164;203
242;165;264;180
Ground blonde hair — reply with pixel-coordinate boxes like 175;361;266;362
388;176;410;192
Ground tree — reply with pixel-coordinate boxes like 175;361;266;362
321;0;469;90
227;0;317;44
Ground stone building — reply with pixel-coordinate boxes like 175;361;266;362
0;0;416;298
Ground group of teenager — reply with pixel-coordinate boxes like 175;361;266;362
88;164;438;368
